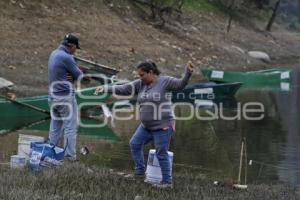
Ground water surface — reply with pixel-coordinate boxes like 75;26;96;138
1;67;299;185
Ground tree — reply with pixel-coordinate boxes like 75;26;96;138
255;0;270;9
216;0;245;32
298;0;300;22
265;0;281;31
131;0;184;27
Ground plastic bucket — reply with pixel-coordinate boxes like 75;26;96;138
10;155;26;169
18;134;44;160
145;149;173;184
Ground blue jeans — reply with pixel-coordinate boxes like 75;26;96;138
48;95;78;160
129;124;173;183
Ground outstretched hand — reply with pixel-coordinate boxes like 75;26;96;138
94;86;104;95
186;61;194;73
7;92;16;100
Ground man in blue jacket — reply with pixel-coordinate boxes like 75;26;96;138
48;34;82;161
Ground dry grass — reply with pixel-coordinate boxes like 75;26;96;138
0;162;296;200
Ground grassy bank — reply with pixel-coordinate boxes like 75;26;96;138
183;0;224;13
0;163;296;200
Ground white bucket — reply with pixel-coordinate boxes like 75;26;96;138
10;155;26;169
145;149;173;184
18;134;44;160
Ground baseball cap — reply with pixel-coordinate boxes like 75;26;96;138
62;33;81;49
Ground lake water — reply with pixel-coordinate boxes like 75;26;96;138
1;67;299;185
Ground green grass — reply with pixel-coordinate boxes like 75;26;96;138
0;163;296;200
183;0;225;13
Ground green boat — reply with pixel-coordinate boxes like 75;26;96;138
0;86;110;111
74;56;119;84
172;82;242;101
0;101;49;134
0;86;111;134
74;56;119;77
0;79;242;133
201;68;291;91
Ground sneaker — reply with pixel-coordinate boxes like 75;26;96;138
152;182;173;189
65;155;78;162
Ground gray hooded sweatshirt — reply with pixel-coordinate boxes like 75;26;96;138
106;70;191;130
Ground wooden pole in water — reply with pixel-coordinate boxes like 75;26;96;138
244;138;248;185
238;139;244;184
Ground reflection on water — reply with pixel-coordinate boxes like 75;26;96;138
103;67;300;185
275;68;300;185
1;67;299;185
0;118;119;163
24;118;119;143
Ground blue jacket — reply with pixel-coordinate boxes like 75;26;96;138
48;45;82;97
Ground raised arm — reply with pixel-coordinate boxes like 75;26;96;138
95;79;141;96
165;62;194;91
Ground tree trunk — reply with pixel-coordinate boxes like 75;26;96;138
266;0;281;31
149;0;156;19
226;0;236;33
298;0;300;22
